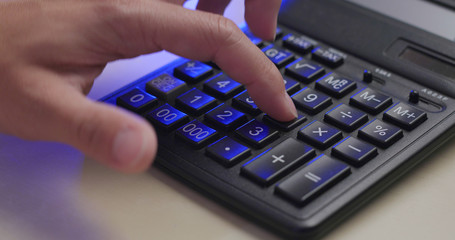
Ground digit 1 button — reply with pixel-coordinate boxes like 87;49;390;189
203;74;244;100
116;88;157;113
176;88;218;115
205;104;247;130
241;138;316;186
291;88;332;115
206;137;251;167
176;120;218;148
383;102;427;130
145;104;189;131
235;119;279;148
358;119;403;148
332;137;378;166
276;155;351;206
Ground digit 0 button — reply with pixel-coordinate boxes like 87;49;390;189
176;120;218;148
116;88;157;113
235;119;279;148
241;138;316;186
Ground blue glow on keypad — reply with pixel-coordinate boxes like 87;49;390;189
177;88;216;111
177;120;217;144
148;73;186;94
234;91;258;109
283;77;299;92
206;104;245;127
147;104;187;126
283;33;313;50
205;74;242;95
236;120;274;143
262;45;293;65
208;137;249;162
175;61;212;80
117;88;156;111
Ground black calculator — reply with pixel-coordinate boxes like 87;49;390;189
102;1;455;238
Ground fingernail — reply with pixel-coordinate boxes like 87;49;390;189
112;127;145;168
285;92;298;119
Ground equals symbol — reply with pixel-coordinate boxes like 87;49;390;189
304;172;322;183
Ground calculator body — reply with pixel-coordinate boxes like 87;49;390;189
102;0;455;238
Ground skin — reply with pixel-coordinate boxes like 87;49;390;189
0;0;297;173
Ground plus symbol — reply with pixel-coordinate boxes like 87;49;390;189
312;127;328;137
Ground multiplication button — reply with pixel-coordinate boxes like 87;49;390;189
358;119;403;148
298;121;343;149
241;138;316;186
383;102;427;130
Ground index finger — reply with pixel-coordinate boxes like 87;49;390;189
116;1;297;121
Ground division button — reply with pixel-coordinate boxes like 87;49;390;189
241;138;316;186
298;121;343;149
350;88;393;115
206;137;251;167
383;102;427;130
332;137;378;166
275;155;351;206
324;104;368;132
358;119;403;148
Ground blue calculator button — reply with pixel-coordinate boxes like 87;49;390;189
283;77;300;95
145;104;189;131
203;74;244;99
298;121;343;149
315;73;357;98
285;59;325;83
282;33;314;54
232;91;261;115
206;137;251;167
174;60;213;83
312;47;344;68
176;88;217;115
291;87;332;115
205;104;247;130
262;45;295;68
116;88;157;113
235;120;279;148
146;73;187;100
176;120;218;148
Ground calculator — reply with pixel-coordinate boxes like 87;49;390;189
101;1;455;238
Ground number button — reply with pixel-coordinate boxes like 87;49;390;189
206;137;251;167
291;87;332;115
311;47;344;68
203;74;244;99
205;104;247;130
176;88;218;115
146;73;188;101
358;119;403;148
232;91;261;115
176;120;218;148
145;104;189;131
173;60;213;83
116;88;157;113
235;120;279;148
282;33;314;54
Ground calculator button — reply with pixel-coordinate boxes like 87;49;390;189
235;120;279;148
262;45;295;68
173;60;213;83
176;88;217;115
276;155;350;206
315;73;357;98
205;104;247;130
176;120;218;148
285;59;325;83
263;114;307;131
232;91;261;115
332;137;378;166
146;73;188;101
292;88;332;115
311;47;344;68
324;104;368;132
298;121;343;149
383;102;427;130
145;104;189;131
116;88;157;113
206;137;251;167
203;74;244;100
350;88;393;115
358;119;403;148
241;138;316;186
283;77;301;95
282;33;314;54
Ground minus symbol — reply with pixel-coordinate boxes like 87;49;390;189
348;145;362;153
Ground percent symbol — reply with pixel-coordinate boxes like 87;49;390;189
374;125;388;136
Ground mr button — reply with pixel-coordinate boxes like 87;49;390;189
383;103;427;130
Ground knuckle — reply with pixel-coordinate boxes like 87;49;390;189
215;16;244;47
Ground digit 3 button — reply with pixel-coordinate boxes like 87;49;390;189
235;119;279;148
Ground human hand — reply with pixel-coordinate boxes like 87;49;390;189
0;0;296;173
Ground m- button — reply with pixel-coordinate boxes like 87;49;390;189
383;102;427;130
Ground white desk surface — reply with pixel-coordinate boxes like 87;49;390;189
1;1;455;239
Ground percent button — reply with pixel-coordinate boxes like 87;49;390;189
358;119;403;148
